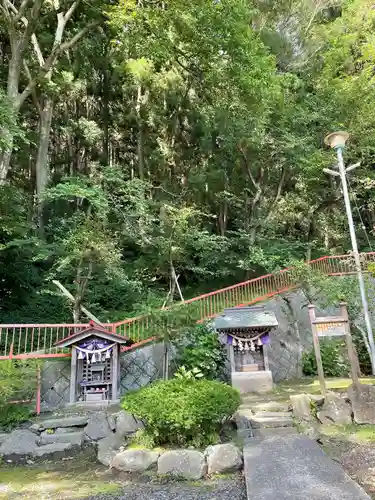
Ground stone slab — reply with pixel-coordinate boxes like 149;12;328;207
33;442;73;458
244;401;290;413
0;430;38;458
249;415;293;429
39;431;84;446
39;416;88;430
232;371;273;394
252;427;298;439
251;412;292;419
84;413;112;441
244;434;370;499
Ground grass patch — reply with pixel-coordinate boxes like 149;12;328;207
0;461;123;499
275;377;375;396
320;424;375;443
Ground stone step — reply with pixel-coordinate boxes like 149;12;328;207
251;411;292;418
33;442;73;458
240;401;291;413
39;431;84;446
252;427;298;439
249;415;294;429
37;416;88;430
241;393;289;405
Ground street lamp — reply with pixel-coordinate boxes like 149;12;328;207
324;131;375;375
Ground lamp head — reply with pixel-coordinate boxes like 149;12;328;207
324;131;349;150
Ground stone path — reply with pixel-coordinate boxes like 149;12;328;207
240;394;370;499
244;434;370;500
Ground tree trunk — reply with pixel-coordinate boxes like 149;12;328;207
0;42;23;182
35;98;54;234
136;85;144;180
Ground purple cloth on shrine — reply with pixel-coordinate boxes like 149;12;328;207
227;335;232;345
78;339;110;350
261;333;270;345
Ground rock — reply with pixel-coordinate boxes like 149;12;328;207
28;423;41;434
39;431;84;446
348;383;375;424
205;443;242;474
39;416;88;430
85;413;113;441
317;392;352;425
33;442;73;458
0;433;9;445
0;430;38;458
97;434;126;467
115;411;143;437
309;394;325;406
290;394;313;421
55;427;82;434
107;415;116;431
301;423;320;441
249;412;293;428
112;449;160;472
157;450;207;480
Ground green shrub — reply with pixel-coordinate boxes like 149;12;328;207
122;378;240;447
0;405;32;431
302;340;350;377
0;359;37;430
174;324;227;380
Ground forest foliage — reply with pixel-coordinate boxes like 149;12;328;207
1;0;375;324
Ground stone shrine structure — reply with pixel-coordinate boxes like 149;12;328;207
214;305;278;393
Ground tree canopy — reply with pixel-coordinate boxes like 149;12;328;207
0;0;374;323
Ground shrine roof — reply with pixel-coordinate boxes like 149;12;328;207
213;306;278;330
55;321;130;348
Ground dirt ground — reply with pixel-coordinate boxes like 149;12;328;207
316;425;375;499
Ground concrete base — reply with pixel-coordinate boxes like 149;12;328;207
231;370;273;394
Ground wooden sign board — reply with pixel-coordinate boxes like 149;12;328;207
308;303;360;396
316;322;347;337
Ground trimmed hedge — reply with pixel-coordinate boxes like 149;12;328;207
122;378;240;447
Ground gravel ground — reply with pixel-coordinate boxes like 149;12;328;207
321;437;375;498
88;478;246;500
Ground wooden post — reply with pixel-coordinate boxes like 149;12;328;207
69;346;77;404
340;302;360;390
229;344;236;373
36;364;41;415
308;305;326;396
263;344;270;371
112;345;119;401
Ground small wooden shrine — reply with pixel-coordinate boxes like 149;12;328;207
55;321;129;404
214;306;278;393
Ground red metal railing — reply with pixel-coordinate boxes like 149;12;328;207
0;323;89;358
1;252;375;358
112;253;375;341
